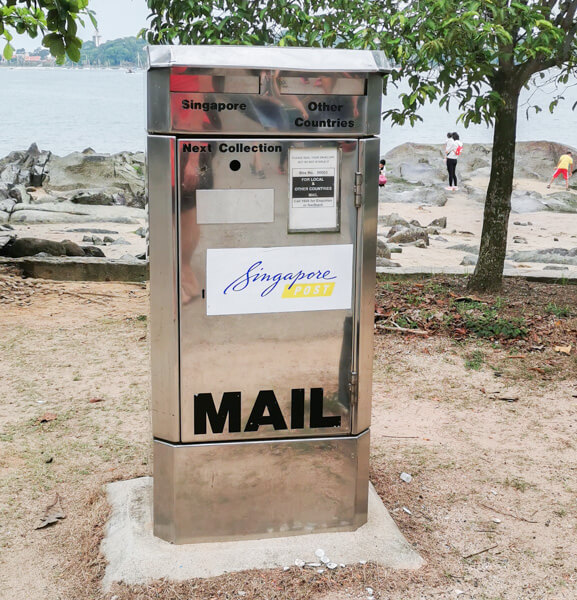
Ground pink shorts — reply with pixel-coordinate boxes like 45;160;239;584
553;168;569;181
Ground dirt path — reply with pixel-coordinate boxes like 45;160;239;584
0;268;576;599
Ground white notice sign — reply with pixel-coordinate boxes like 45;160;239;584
206;244;353;316
289;147;339;231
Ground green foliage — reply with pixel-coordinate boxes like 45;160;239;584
79;36;146;66
545;302;571;317
455;300;528;340
0;0;95;63
464;349;485;370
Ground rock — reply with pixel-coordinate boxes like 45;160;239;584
460;254;478;266
0;198;16;213
0;237;86;258
376;257;401;268
513;221;532;226
448;243;480;253
511;190;547;213
376;237;391;259
429;216;447;228
92;236;103;246
433;236;449;242
111;237;130;245
513;236;528;244
508;248;577;265
82;235;93;242
378;213;410;227
544;192;577;213
389;245;403;253
9;184;31;204
103;236;115;244
426;227;440;235
387;227;429;246
82;246;106;257
70;189;117;206
10;202;145;224
135;252;147;260
65;228;119;234
135;226;147;238
0;211;9;223
0;223;14;230
403;239;427;248
381;186;448;206
409;219;423;228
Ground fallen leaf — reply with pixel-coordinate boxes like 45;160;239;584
38;413;57;424
507;355;526;359
89;398;104;403
554;345;572;355
36;493;66;529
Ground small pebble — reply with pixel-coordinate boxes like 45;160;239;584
400;472;413;483
294;559;305;567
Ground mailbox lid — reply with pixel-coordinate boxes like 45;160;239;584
147;46;388;136
147;45;389;73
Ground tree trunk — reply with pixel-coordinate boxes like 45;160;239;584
467;76;520;293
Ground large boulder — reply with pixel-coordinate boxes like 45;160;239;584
0;237;86;258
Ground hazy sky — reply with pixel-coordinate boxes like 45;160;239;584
12;0;150;51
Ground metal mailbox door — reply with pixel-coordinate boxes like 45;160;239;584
176;137;362;443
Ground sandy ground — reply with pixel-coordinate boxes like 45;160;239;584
0;270;576;599
378;177;577;275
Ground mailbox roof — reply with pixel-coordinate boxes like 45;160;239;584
147;45;389;73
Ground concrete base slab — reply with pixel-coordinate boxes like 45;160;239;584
101;477;423;591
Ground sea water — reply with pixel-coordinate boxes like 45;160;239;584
1;67;576;157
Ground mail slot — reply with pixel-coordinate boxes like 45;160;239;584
147;45;388;544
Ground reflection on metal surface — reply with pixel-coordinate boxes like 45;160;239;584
176;138;357;443
153;431;369;543
279;76;366;96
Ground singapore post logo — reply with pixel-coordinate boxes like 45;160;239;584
224;261;337;299
206;245;353;316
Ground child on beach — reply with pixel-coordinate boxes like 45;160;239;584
379;158;387;186
547;151;573;190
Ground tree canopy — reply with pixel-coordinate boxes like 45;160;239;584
146;0;577;291
0;0;96;63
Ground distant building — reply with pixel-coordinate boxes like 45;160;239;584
93;31;102;47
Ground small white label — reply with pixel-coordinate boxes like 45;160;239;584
206;244;353;315
289;148;339;231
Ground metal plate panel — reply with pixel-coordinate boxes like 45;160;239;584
148;135;180;442
176;138;359;443
196;188;275;224
153;431;369;543
353;138;379;434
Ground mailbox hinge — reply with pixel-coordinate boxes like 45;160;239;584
349;371;359;406
353;172;363;207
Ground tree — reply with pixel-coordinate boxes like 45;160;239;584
146;0;577;292
0;0;96;63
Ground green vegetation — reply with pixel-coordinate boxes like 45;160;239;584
454;301;528;340
0;0;95;63
78;36;146;67
545;303;572;318
465;350;485;370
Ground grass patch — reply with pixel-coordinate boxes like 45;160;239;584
465;349;485;370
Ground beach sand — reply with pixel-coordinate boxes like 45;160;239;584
378;175;577;275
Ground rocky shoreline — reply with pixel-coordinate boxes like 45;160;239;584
0;144;147;261
1;141;576;273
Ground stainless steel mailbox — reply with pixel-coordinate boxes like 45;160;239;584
147;45;387;544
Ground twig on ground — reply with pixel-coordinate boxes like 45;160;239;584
60;290;108;305
479;503;539;523
381;435;419;439
378;325;428;336
463;544;498;560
